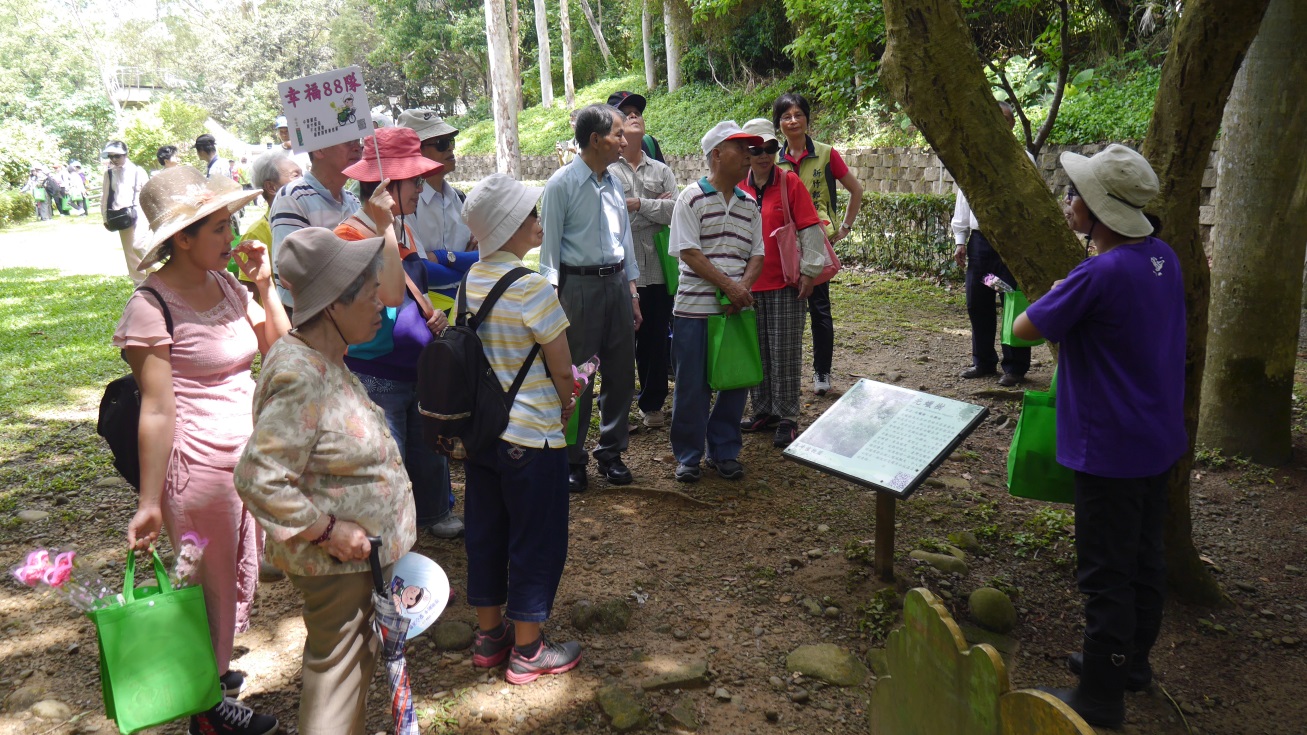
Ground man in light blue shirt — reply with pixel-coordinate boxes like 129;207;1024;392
539;104;643;492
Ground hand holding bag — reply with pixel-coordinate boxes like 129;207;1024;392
1007;369;1075;504
706;293;763;391
774;170;841;287
1001;290;1046;347
88;549;222;734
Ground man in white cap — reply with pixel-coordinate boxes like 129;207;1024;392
666;121;765;483
399;108;478;296
100;140;152;285
539;103;642;493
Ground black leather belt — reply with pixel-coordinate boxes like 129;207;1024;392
562;262;625;277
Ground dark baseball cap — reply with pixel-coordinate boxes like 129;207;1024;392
607;91;647;115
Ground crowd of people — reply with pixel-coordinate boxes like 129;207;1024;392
108;89;1182;734
21;161;90;220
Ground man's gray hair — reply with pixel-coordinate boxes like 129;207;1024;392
574;104;621;150
250;150;290;192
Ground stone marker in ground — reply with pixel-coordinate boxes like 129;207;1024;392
909;550;969;575
571;598;632;633
640;660;710;691
597;686;648;732
785;644;869;687
665;697;698;730
429;620;474;651
30;700;72;721
968;587;1017;634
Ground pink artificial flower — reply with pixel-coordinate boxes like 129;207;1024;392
180;532;209;550
12;549;51;586
42;552;75;587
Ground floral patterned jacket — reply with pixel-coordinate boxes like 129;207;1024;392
234;338;416;576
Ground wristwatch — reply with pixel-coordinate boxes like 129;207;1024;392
838;222;853;233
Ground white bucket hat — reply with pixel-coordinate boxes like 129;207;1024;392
1060;144;1159;238
463;173;542;257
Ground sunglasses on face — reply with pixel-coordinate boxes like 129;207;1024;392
748;142;780;156
1065;185;1080;202
108;154;125;161
423;136;457;153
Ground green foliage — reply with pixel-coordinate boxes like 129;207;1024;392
843;193;958;280
855;588;900;640
1010;507;1074;558
121;96;212;172
783;0;884;114
0;119;65;188
0;189;36;229
1194;445;1228;468
682;0;793;85
844;538;876;565
915;537;949;554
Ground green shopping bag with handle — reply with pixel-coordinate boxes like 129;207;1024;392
1001;290;1045;347
88;549;222;734
706;293;763;391
654;226;678;296
1007;369;1075;504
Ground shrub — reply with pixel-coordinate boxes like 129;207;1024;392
843;192;958;280
0;190;37;229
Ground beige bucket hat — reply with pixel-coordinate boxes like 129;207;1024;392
137;166;261;271
1060;144;1159;238
276;227;385;328
462;173;542;257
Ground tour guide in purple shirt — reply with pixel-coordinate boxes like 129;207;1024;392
1012;144;1186;730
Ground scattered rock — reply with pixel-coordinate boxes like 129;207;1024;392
714;687;732;702
948;531;981;552
665;697;698;731
16;510;49;523
959;623;1022;668
641;660;709;691
1234;581;1257;593
789;688;810;704
1281;637;1299;647
785;644;869;687
816;524;830;533
939;476;970;491
769;676;786;691
596;686;648;732
1285;565;1303;574
823;606;840;619
481;711;499;723
429;620;474;651
96;477;122;488
865;648;888;676
802;598;823;617
968;587;1017;634
673;629;689;640
944;544;968;561
805;548;824;559
697;630;711;640
30;700;72;721
887;371;902;383
5;682;48;710
925;478;945;488
908;550;969;575
571;598;632;634
764;710;780;723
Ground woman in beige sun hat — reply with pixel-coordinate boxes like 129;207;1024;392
112;165;288;735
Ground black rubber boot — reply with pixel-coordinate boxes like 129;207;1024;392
1068;610;1160;692
1042;638;1128;728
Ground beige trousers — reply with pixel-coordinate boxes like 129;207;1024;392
288;567;389;735
118;223;148;285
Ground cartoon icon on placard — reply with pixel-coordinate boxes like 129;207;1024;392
387;552;450;639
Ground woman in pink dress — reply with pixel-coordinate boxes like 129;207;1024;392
113;166;289;735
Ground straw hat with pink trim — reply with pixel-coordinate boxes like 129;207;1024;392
342;127;443;182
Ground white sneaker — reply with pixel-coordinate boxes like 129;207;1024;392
640;409;666;428
428;515;465;539
814;373;833;395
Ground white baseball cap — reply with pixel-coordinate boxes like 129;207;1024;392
700;121;763;156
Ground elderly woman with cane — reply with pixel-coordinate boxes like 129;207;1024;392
235;226;416;735
1013;145;1185;728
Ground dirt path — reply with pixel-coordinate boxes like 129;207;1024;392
1;267;1305;735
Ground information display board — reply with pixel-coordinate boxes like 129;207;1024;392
782;379;988;498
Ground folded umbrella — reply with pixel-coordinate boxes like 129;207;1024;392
368;536;419;735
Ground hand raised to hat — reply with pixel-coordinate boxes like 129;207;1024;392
363;178;396;235
234;240;272;289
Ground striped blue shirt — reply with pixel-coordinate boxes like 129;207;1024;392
270;170;361;306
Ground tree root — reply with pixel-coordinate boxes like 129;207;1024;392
603;484;720;507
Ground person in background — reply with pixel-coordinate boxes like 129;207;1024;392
22;166;52;221
460;173;582;685
237;150;302;303
117;166;288;735
195;134;232;181
556;108;581;167
235;227;416;735
101;141;152;285
607;91;665;163
275;116;312;172
47;163;69;215
953;100;1033;387
773;92;864;396
1013;145;1183;729
398;108;479;300
539;104;642;493
157;145;182;171
736;118;827;449
334;126;463;540
667;121;765;483
65;161;88;215
608;101;677;431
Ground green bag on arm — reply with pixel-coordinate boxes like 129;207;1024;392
654;226;678;296
706;293;763;391
88;549;222;734
1001;290;1046;347
1007;368;1075;504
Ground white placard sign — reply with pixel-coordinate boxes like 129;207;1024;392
277;66;373;153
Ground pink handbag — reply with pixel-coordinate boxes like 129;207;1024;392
775;169;841;287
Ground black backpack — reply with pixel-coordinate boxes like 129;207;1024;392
417;268;543;458
97;288;172;490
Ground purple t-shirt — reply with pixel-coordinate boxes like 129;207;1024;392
1023;237;1187;478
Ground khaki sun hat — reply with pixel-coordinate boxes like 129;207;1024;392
276;227;386;328
462;173;542;257
741;118;778;145
137;166;262;272
397;109;458;142
1059;144;1159;238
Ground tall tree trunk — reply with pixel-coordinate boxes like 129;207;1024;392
485;0;521;176
511;0;523;110
1095;0;1133;48
560;0;576;107
880;0;1271;606
575;0;612;65
534;0;554;108
664;0;682;92
1198;0;1307;465
642;0;657;89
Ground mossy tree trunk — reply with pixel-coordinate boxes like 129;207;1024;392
1197;0;1307;466
560;0;576;108
642;0;657;90
534;0;553;108
664;0;683;92
485;0;521;176
880;0;1271;606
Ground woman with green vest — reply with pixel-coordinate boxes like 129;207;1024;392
773;93;864;396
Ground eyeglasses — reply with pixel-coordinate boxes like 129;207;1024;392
108;154;125;160
423;136;457;153
1065;185;1080;202
779;112;806;123
748;142;780;156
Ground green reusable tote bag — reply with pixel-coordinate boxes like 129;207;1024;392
88;549;222;734
1007;369;1075;504
1001;290;1046;347
654;226;679;296
707;303;763;391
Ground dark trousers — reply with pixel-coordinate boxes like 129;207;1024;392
807;282;834;375
964;230;1030;376
1074;469;1168;652
558;272;636;466
464;440;570;623
635;284;673;413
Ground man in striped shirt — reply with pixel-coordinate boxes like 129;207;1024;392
270;139;364;311
667;121;766;483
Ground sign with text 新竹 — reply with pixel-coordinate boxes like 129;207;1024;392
278;66;373;154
